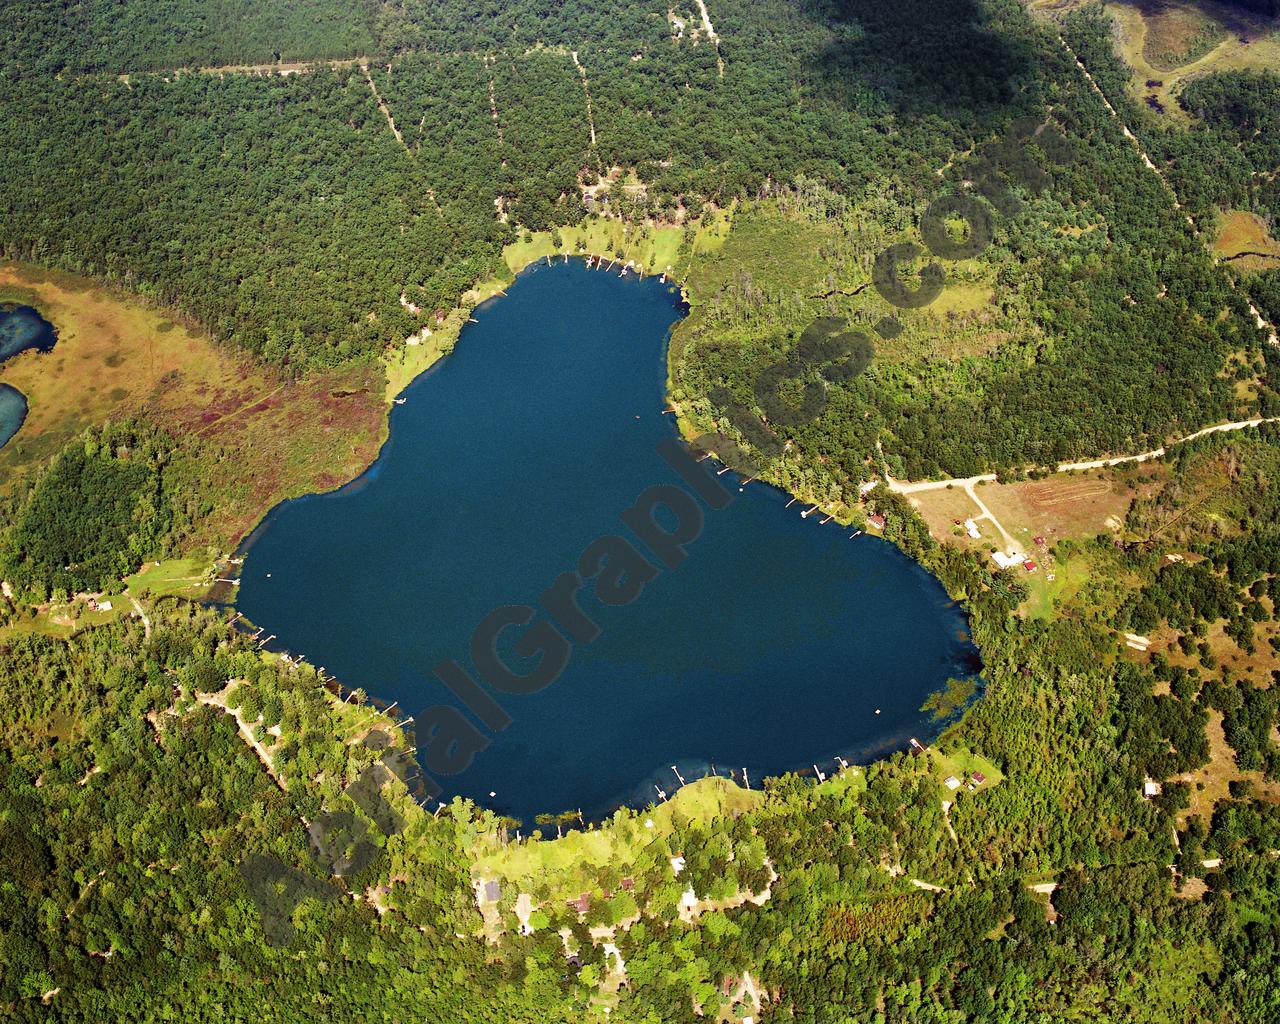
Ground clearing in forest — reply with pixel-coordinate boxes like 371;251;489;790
1053;0;1280;119
1214;210;1280;272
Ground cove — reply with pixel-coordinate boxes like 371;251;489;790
236;260;980;825
0;303;57;450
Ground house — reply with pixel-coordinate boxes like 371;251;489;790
992;551;1021;570
970;771;986;786
868;514;886;530
1143;780;1162;799
944;776;961;791
1023;560;1037;572
670;854;687;876
483;880;500;903
567;893;590;915
964;519;982;540
620;877;635;891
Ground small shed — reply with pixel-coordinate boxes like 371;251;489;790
944;776;961;791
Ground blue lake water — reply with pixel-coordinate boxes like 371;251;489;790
236;260;980;824
0;303;57;450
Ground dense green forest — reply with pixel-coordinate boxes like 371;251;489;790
0;423;181;598
0;0;378;74
4;0;1280;1019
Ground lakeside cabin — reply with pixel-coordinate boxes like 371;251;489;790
868;513;887;530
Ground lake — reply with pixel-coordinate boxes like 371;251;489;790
0;303;57;450
236;259;980;825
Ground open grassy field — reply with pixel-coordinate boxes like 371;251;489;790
1213;209;1280;272
908;468;1154;552
0;261;386;548
1040;0;1280;120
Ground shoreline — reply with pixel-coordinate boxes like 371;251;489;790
225;257;984;828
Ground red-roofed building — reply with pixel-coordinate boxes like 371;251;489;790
1023;560;1037;572
868;514;886;530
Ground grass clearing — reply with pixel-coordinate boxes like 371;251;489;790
1172;708;1280;828
927;746;1004;790
503;219;690;278
474;776;763;888
1138;1;1228;71
124;558;215;601
1071;0;1280;121
1213;210;1280;272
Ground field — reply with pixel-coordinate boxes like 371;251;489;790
904;466;1161;618
1213;209;1280;272
908;468;1153;551
1136;0;1228;71
0;261;386;547
1069;0;1280;119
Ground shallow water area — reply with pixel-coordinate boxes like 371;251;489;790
237;259;981;824
0;303;57;450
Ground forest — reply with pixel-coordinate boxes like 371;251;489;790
3;0;1280;1020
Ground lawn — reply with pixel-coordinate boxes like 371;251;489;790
502;219;690;278
125;558;216;601
474;775;763;887
927;745;1004;790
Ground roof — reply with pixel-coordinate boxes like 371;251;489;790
970;771;987;783
1023;560;1037;571
944;775;961;790
620;877;635;890
567;893;590;914
868;514;886;528
483;880;500;902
